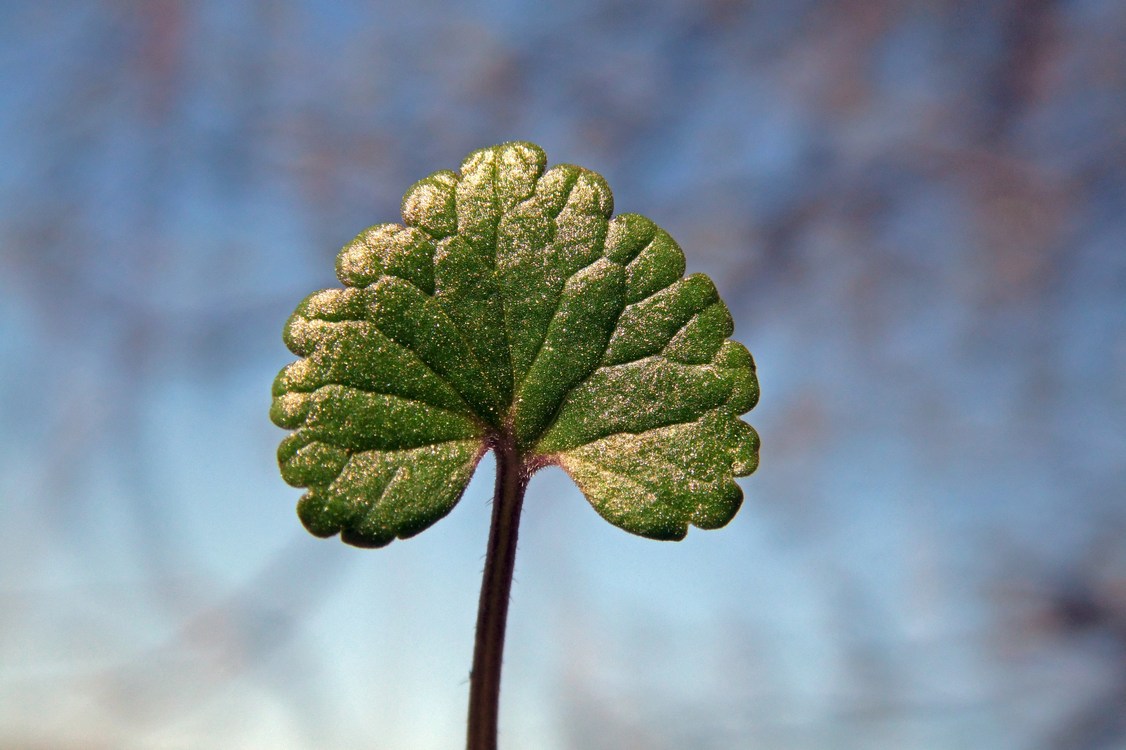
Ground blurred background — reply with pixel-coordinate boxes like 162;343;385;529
2;1;1125;748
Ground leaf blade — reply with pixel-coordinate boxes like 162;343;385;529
272;141;759;546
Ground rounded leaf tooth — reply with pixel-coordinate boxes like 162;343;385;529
564;169;613;219
455;142;546;254
605;213;658;265
454;151;499;251
459;142;545;211
282;312;316;357
277;430;313;468
340;528;393;548
272;358;312;396
699;407;759;476
380;227;437;293
527;165;582;216
730;420;760;476
494;142;547;211
297;488;356;538
280;439;349;487
689;478;743;530
603;274;719;366
663;301;734;365
624;227;686;304
284;289;369;356
697;406;761;478
553;174;612;265
336;225;436;293
715;341;759;413
402;170;458;238
297;287;370;321
270;390;311;429
278;430;348;489
335;224;396;287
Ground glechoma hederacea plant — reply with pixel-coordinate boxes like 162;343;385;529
271;141;759;750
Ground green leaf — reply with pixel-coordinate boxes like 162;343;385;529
272;141;760;546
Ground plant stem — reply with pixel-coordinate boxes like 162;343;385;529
467;439;528;750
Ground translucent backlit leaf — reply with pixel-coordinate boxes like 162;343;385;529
272;142;759;546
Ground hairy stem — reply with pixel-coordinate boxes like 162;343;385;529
467;439;528;750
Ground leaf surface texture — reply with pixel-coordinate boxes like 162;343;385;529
273;142;759;545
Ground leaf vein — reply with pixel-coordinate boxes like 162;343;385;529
368;276;509;413
660;309;704;356
284;381;481;424
562;412;719;452
514;253;621;400
294;313;480;414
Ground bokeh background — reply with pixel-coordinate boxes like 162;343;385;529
3;1;1125;748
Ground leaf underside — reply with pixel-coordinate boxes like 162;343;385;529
272;141;759;546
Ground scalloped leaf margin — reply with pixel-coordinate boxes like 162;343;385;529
271;141;759;546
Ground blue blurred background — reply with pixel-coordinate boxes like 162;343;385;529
3;1;1125;748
